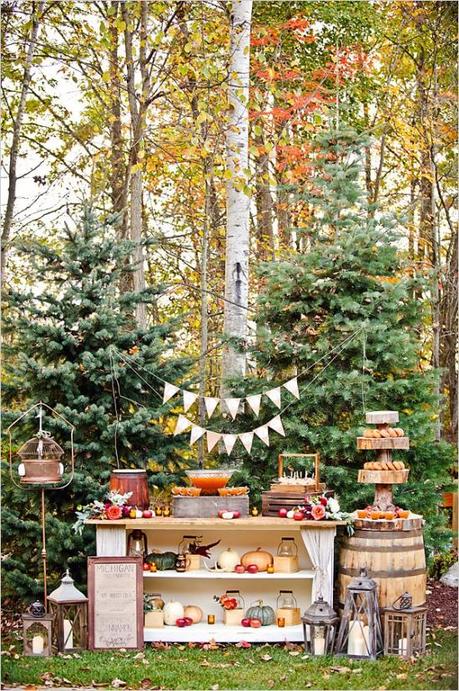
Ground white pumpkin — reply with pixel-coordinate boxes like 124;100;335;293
217;547;241;572
164;600;184;625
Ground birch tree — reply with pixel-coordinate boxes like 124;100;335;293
222;0;253;381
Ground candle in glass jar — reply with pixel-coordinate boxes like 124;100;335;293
277;617;285;628
267;565;275;574
163;506;171;517
207;614;215;625
32;634;44;655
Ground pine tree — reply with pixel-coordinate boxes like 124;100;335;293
2;208;190;599
230;128;453;557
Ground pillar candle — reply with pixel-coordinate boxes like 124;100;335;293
32;635;44;655
314;636;325;655
347;621;365;655
63;619;74;649
398;637;408;655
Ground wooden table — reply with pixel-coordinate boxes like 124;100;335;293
86;516;345;643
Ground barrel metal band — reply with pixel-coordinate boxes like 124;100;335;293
351;529;423;539
339;566;426;578
342;543;423;553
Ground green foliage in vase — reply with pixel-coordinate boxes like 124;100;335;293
2;208;190;599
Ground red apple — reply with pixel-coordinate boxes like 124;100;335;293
234;564;245;574
250;618;262;628
176;618;187;627
319;497;328;506
142;509;153;518
241;618;251;627
218;510;226;518
143;563;150;571
246;564;259;574
293;511;305;521
232;511;240;519
278;508;288;518
183;617;193;626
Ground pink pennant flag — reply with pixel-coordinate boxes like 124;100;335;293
283;377;300;399
163;382;180;404
204;397;220;418
254;425;270;446
183;390;198;412
267;415;285;437
222;433;238;455
206;430;221;452
246;394;262;417
190;424;206;445
265;386;281;408
174;415;192;436
239;431;254;453
224;398;241;420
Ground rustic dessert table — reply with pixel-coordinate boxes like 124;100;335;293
86;517;345;643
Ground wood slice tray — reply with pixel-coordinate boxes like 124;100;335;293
172;496;249;518
351;512;423;531
357;469;409;484
357;437;410;451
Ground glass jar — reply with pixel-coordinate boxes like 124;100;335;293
277;537;298;558
178;535;201;555
225;590;245;610
277;590;297;610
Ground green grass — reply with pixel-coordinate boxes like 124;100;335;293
1;631;457;690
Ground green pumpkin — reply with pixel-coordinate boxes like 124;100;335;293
146;551;177;570
245;600;275;626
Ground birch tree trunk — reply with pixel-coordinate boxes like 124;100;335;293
1;0;45;280
222;0;253;382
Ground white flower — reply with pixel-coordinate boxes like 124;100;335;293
327;497;340;514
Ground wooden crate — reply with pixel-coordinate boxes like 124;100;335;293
276;607;301;626
172;495;249;518
144;611;164;628
273;555;299;573
262;489;333;517
223;609;244;626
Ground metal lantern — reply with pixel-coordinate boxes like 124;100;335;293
47;570;88;652
302;596;339;656
22;601;53;657
335;568;383;659
383;592;427;659
127;529;148;559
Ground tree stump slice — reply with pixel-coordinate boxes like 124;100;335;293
365;411;399;424
357;437;410;451
357;469;410;484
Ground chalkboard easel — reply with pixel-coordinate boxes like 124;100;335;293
88;556;143;650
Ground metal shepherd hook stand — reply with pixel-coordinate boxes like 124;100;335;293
7;402;75;605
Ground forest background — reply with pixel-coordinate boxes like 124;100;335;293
1;0;457;599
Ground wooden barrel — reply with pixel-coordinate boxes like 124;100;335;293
109;469;150;509
338;528;427;609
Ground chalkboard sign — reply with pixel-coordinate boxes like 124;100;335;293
88;556;143;650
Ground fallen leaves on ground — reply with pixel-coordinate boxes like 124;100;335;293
330;665;352;674
260;653;273;661
111;678;127;688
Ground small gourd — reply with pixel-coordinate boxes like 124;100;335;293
245;600;275;626
164;600;184;625
217;548;241;572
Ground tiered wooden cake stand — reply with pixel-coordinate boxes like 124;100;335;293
339;410;427;608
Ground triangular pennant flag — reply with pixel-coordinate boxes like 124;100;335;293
254;425;270;446
183;390;198;412
204;397;220;418
246;394;262;417
283;376;300;399
174;415;192;436
163;382;180;404
267;415;285;437
224;397;241;420
239;431;254;453
265;386;282;409
206;430;221;452
190;424;205;445
222;433;238;455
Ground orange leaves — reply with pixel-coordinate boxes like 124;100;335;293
251;27;280;47
282;17;310;31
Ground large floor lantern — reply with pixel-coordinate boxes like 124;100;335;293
383;593;427;659
302;595;339;656
47;570;88;652
22;601;53;657
335;568;383;659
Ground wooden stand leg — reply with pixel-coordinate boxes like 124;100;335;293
374;484;395;512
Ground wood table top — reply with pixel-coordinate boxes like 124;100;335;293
86;516;346;530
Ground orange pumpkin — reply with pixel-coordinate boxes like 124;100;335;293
241;547;273;572
184;605;203;624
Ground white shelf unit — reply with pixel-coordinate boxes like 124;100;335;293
143;569;315;580
144;622;304;643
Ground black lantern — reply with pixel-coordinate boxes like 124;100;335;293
22;601;53;657
47;570;88;652
335;568;383;659
302;596;339;656
383;592;427;659
127;529;148;559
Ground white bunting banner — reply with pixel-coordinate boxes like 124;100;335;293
174;415;192;436
190;424;205;445
283;376;300;399
224;397;241;420
183;390;198;412
163;382;179;404
265;386;281;409
268;415;285;436
206;430;221;452
239;431;254;453
246;394;262;417
254;425;270;446
222;433;238;455
204;396;220;418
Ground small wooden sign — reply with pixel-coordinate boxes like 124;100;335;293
88;556;143;650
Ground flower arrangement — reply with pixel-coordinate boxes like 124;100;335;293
213;594;239;610
73;490;132;534
300;494;354;533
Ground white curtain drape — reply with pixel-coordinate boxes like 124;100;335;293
96;526;126;556
300;527;336;604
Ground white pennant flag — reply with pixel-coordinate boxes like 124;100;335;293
283;377;300;399
190;424;206;445
224;397;241;420
239;431;254;453
265;386;282;409
222;433;238;455
254;425;270;446
207;430;221;452
174;415;192;436
183;390;198;412
268;415;285;437
163;382;180;404
246;394;262;417
204;397;220;418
